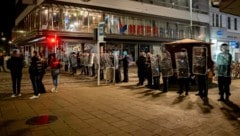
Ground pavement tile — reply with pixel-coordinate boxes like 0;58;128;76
130;128;153;136
110;120;130;127
1;67;240;135
119;124;141;133
107;131;132;136
31;129;54;136
75;127;100;136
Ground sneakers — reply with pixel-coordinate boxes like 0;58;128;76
29;94;40;99
51;87;57;93
11;94;17;98
11;93;22;98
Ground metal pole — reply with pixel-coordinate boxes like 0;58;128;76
190;0;193;38
97;41;100;86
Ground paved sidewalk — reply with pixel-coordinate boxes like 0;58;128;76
1;67;240;136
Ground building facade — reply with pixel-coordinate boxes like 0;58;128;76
210;7;240;62
13;0;210;64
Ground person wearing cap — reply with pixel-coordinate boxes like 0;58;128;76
216;43;232;101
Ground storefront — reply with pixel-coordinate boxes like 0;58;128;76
12;2;209;63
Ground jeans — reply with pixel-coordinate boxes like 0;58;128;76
30;74;40;96
51;69;59;87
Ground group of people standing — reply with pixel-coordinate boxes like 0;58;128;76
5;42;233;102
136;46;173;92
135;43;232;102
7;50;61;99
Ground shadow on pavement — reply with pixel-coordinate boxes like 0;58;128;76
172;95;186;105
220;101;240;123
0;119;15;128
0;93;13;100
197;97;214;114
7;128;30;136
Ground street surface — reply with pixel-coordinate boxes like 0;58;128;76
0;67;240;136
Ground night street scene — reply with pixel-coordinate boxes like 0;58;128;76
1;0;240;136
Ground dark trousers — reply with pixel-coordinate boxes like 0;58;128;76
100;69;104;80
11;72;22;94
92;64;95;76
72;67;77;74
218;76;231;99
147;73;153;87
178;78;189;94
38;73;46;93
162;77;169;92
153;76;160;89
123;67;128;82
197;75;208;97
138;70;145;85
115;69;121;83
30;74;40;96
64;64;68;72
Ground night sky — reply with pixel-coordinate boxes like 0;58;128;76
0;0;16;40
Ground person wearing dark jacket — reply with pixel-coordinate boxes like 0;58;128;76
136;51;146;86
7;50;24;97
121;51;129;82
38;53;48;93
29;51;41;99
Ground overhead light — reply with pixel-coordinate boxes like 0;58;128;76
1;37;6;41
211;0;220;6
1;32;6;41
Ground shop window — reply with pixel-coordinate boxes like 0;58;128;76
234;18;237;30
127;17;135;35
52;8;60;30
107;15;120;34
136;19;144;36
119;16;128;34
145;20;152;36
64;9;79;32
40;8;49;30
216;14;219;27
228;17;231;29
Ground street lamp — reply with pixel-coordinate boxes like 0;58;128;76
1;32;6;41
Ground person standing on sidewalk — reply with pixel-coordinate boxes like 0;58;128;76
0;52;7;72
193;47;208;99
216;43;232;101
121;51;129;82
37;53;48;93
29;51;41;99
49;53;61;92
176;48;190;96
7;50;24;97
62;53;69;72
136;51;146;86
160;46;173;92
